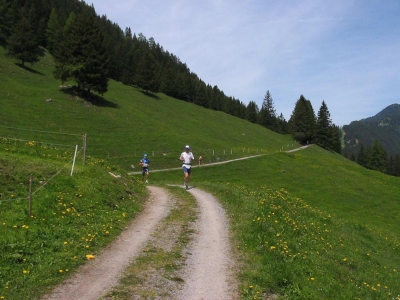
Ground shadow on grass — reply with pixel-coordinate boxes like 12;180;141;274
15;63;45;75
140;90;161;100
59;86;119;108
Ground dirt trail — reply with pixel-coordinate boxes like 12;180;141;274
42;186;237;300
42;186;170;300
178;188;238;299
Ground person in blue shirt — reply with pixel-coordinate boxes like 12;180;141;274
139;154;150;183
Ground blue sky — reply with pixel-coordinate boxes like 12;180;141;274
87;0;400;126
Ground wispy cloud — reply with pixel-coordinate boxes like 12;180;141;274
88;0;400;125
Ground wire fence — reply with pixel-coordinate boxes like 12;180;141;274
0;126;86;214
0;147;83;205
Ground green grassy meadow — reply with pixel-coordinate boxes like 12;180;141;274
1;46;400;299
153;146;400;299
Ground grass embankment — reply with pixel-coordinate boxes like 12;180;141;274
0;139;145;300
154;146;400;299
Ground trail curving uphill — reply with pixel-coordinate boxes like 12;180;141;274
128;145;312;175
42;186;237;300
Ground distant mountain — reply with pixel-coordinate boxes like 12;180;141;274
342;104;400;158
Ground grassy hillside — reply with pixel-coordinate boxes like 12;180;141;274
154;146;400;299
0;46;295;172
2;47;400;299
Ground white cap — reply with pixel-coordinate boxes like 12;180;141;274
185;145;190;149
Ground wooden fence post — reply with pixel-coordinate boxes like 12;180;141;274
28;174;33;216
82;134;87;165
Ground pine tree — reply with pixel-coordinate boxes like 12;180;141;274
316;101;332;147
46;8;62;54
315;101;341;152
357;143;367;167
288;95;316;144
350;153;356;161
0;0;12;43
366;140;388;173
135;49;160;93
193;80;208;107
245;101;259;123
54;9;109;95
393;154;400;176
6;5;40;65
119;27;135;85
258;90;277;130
277;113;289;134
330;125;342;153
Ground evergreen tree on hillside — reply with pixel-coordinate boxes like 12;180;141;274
193;80;208;107
357;143;366;167
46;8;62;54
350;153;356;161
315;101;341;152
366;139;388;173
258;90;277;130
6;5;40;65
119;28;136;85
28;0;48;47
135;50;160;93
53;9;109;95
245;101;259;123
288;95;316;144
388;154;400;176
277;113;289;134
316;101;332;146
331;125;342;153
159;59;178;96
0;0;12;43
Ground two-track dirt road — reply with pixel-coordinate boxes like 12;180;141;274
43;186;238;300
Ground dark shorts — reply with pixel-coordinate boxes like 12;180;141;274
182;166;191;174
142;167;149;175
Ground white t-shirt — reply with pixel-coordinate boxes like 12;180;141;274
180;151;194;167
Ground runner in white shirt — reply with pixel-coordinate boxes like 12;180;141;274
180;145;195;190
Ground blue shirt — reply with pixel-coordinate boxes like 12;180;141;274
140;158;150;168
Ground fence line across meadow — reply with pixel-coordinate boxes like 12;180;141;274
0;126;83;136
0;146;84;216
0;136;77;149
102;144;296;160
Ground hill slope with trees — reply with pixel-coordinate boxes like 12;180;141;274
342;103;400;176
0;0;342;151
